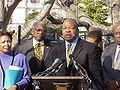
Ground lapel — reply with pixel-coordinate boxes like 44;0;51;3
111;44;117;64
72;38;83;58
25;38;34;56
43;39;51;60
68;39;83;66
102;44;116;72
62;42;66;58
44;45;51;60
29;39;35;57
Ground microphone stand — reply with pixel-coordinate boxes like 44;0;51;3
32;79;44;90
70;55;92;88
35;65;56;76
36;69;50;76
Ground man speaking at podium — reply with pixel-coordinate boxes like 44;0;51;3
45;18;104;90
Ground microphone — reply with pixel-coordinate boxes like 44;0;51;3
46;58;65;71
69;54;91;85
37;58;65;76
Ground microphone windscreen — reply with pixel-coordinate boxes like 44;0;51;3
52;58;60;66
50;58;65;69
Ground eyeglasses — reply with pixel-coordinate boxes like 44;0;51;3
34;29;46;32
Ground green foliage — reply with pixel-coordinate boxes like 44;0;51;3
48;27;61;35
78;0;109;25
25;10;38;23
47;27;61;40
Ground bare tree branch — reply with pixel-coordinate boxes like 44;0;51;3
13;0;56;46
0;0;5;29
0;0;4;21
47;14;63;24
4;0;22;29
57;0;112;34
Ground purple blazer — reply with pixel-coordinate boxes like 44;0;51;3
0;51;30;90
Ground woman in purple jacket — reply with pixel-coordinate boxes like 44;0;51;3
0;30;30;90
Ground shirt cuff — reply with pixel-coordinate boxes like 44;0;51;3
15;84;20;89
116;81;120;88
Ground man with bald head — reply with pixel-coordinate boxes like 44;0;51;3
101;21;120;90
46;18;104;90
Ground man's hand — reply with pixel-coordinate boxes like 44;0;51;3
7;85;17;90
106;80;119;90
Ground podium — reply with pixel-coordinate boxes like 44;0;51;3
32;76;86;90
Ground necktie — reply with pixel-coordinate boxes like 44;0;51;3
66;43;72;67
34;43;43;60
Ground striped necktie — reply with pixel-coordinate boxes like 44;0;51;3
66;43;72;67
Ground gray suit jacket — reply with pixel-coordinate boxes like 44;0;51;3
101;43;120;84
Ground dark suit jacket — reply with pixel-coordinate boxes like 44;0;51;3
45;38;104;90
101;43;120;85
17;37;52;75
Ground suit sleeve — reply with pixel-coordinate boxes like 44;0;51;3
101;47;111;81
15;54;30;88
88;46;104;90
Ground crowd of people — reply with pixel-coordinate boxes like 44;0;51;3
0;18;120;90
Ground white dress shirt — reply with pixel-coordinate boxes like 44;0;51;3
33;38;44;55
113;45;120;70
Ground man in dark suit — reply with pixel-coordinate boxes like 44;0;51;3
17;21;52;75
45;18;104;90
101;21;120;90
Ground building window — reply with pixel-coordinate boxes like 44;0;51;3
30;0;40;3
7;0;13;2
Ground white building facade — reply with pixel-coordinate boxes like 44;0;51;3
6;0;67;32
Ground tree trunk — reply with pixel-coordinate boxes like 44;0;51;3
12;0;56;47
4;0;22;29
56;1;112;34
0;0;22;30
111;3;120;24
0;0;5;29
101;0;120;24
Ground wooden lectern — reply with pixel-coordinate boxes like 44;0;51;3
32;76;85;90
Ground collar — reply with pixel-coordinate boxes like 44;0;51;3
65;37;78;46
65;37;78;51
33;38;44;46
117;45;120;49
